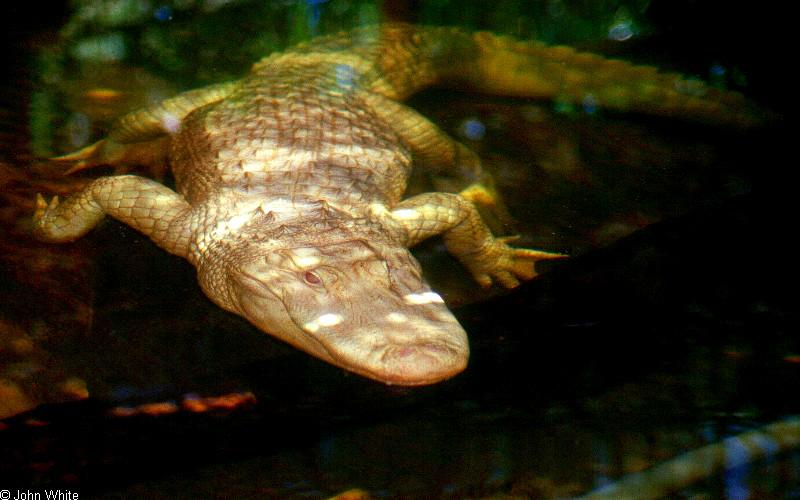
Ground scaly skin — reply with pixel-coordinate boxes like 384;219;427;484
33;24;761;385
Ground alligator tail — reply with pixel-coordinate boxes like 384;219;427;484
334;24;767;127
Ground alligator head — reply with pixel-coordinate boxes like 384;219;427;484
197;223;469;386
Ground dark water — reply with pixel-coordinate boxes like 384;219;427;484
1;1;797;498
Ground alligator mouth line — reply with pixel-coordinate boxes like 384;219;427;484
288;313;465;385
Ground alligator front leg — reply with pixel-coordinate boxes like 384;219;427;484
33;175;193;259
393;192;564;288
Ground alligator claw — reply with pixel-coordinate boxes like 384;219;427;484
33;193;59;222
51;140;105;175
469;239;567;289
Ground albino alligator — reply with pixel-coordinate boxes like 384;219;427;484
33;24;761;385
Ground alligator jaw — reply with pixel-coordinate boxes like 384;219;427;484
297;307;470;386
333;330;469;386
373;340;469;386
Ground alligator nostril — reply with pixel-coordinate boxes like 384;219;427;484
390;346;418;359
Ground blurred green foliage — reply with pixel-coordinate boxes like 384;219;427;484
59;0;653;86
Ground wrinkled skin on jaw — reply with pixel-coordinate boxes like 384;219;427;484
226;239;469;386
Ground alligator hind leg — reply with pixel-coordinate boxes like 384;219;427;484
54;81;237;174
361;93;508;216
55;136;171;176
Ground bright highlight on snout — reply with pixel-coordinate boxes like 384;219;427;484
318;313;342;326
303;312;343;332
403;291;444;305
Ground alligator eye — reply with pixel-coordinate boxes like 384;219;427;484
303;271;322;285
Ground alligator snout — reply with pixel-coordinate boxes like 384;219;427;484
377;340;468;385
